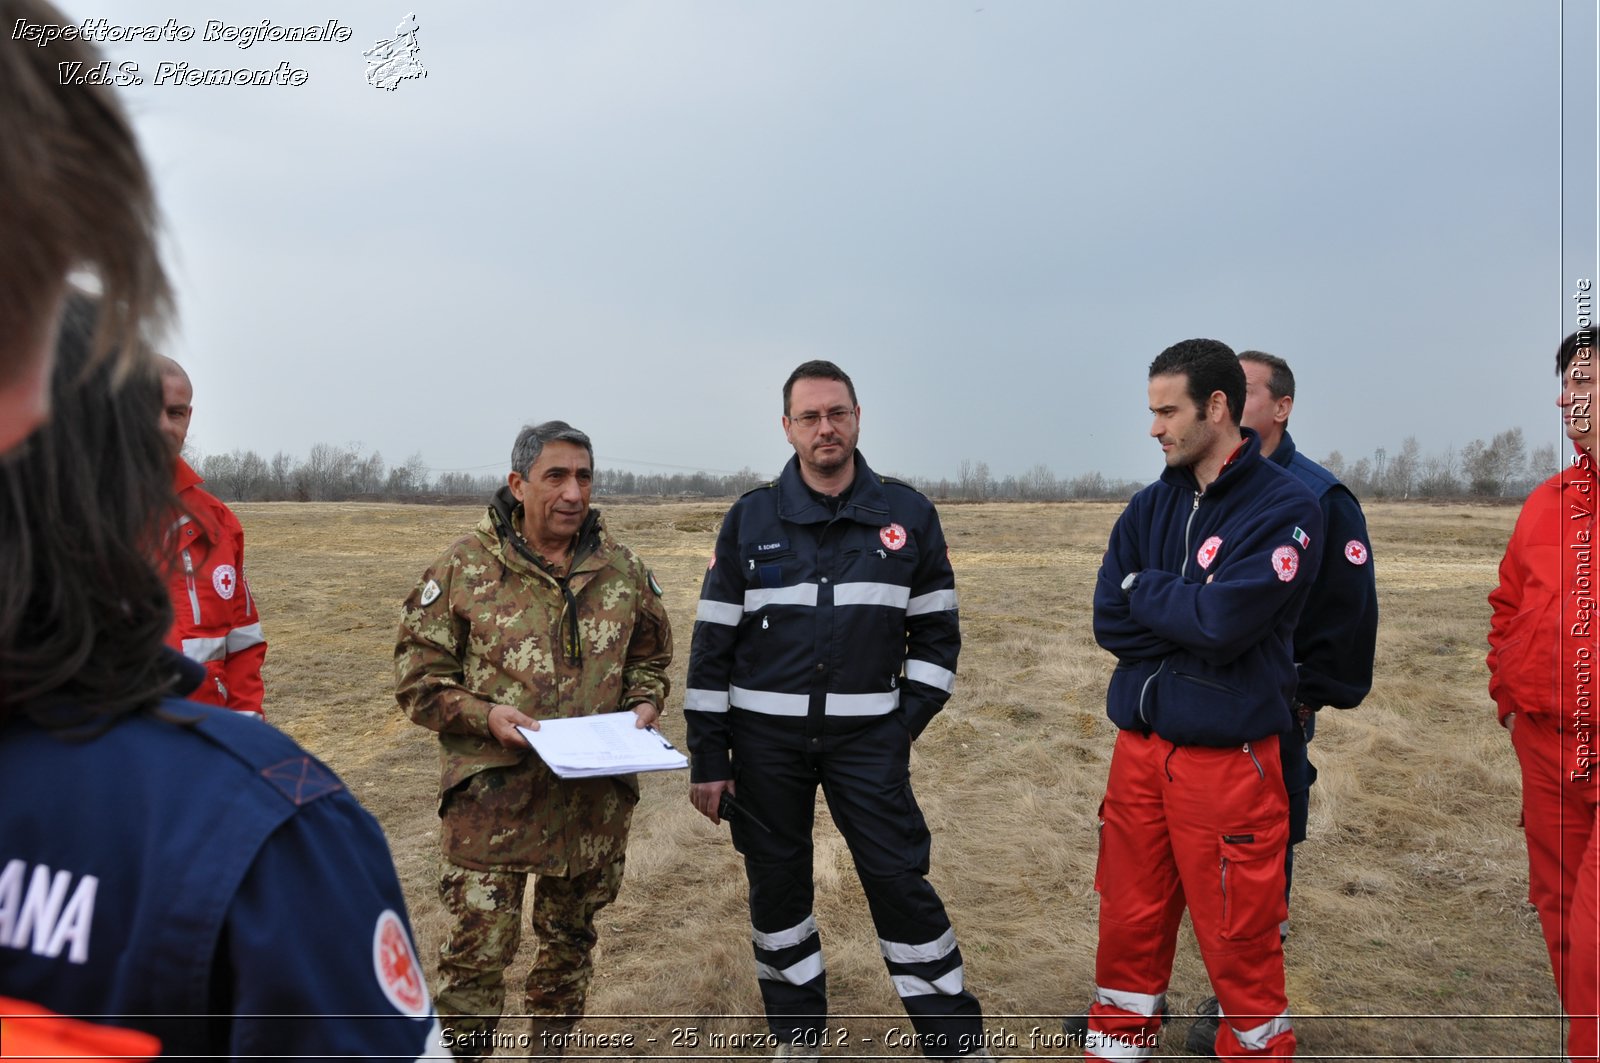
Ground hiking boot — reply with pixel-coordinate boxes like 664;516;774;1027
1184;996;1220;1057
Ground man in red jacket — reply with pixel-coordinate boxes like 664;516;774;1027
158;356;267;718
1489;326;1599;1063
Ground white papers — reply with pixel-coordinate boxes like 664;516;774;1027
516;711;688;779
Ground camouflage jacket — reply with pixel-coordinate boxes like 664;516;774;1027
395;490;673;874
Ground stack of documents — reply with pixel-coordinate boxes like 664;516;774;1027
516;711;689;779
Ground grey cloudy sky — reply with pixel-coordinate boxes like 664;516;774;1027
60;1;1599;484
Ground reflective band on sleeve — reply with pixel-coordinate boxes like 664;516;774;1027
904;659;955;693
890;966;965;998
1093;986;1167;1017
1230;1010;1292;1051
879;926;956;964
684;688;731;713
906;589;957;616
752;914;819;951
833;582;911;609
730;686;810;716
823;691;899;716
744;584;819;611
181;635;228;664
226;622;265;653
756;951;825;986
696;599;742;626
1085;1030;1155;1062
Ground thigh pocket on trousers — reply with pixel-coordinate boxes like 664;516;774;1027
1219;818;1288;941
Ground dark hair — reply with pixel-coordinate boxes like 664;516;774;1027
1558;328;1597;375
1238;349;1296;400
1148;338;1244;425
782;360;857;416
511;420;593;476
0;295;178;726
0;0;171;385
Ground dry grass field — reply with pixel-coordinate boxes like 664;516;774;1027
242;499;1550;1061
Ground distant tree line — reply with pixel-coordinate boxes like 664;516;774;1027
186;427;1558;505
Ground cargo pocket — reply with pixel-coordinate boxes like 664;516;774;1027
1218;818;1288;941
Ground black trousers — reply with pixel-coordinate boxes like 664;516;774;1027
729;712;983;1057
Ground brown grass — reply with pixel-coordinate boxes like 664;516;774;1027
243;499;1550;1061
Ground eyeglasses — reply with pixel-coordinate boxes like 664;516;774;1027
789;408;855;429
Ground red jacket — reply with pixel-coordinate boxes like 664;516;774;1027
165;459;267;717
1487;448;1598;726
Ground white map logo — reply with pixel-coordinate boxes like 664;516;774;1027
364;12;426;91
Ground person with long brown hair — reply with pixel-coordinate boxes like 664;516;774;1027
0;3;447;1054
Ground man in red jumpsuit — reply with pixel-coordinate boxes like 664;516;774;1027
158;356;267;717
1489;327;1600;1063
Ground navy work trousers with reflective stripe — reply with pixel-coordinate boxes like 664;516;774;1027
729;712;983;1057
1090;730;1295;1060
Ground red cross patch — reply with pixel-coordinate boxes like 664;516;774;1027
373;909;428;1018
1196;535;1223;570
1344;540;1369;566
880;523;907;551
1271;545;1299;582
212;564;238;600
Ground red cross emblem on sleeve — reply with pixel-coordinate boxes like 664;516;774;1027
373;910;428;1017
1344;540;1369;565
212;565;238;600
1271;545;1299;582
880;524;907;551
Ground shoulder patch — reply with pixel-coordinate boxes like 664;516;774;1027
647;569;664;596
419;578;442;607
372;909;430;1018
1271;545;1300;582
1344;540;1369;566
260;756;344;806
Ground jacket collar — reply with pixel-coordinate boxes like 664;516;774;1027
775;449;891;525
1266;430;1297;470
1159;427;1263;498
173;456;203;493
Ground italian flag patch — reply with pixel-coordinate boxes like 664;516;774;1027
1291;527;1311;550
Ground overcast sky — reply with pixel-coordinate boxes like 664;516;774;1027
55;1;1600;484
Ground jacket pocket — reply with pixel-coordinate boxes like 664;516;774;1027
1218;817;1288;941
738;541;796;589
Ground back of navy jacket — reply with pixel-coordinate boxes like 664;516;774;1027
1093;431;1323;746
685;451;959;781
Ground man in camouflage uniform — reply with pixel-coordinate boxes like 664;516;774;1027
396;420;672;1059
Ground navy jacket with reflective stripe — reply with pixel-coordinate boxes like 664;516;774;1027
686;451;959;781
1093;429;1324;746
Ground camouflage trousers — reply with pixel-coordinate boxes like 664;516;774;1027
435;856;626;1053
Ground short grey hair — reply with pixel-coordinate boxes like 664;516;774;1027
510;420;594;477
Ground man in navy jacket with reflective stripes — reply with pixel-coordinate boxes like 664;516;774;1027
1085;339;1321;1061
686;361;988;1061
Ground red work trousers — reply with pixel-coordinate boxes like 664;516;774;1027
1087;729;1295;1060
1512;714;1600;1063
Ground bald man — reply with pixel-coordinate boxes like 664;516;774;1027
160;357;268;718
